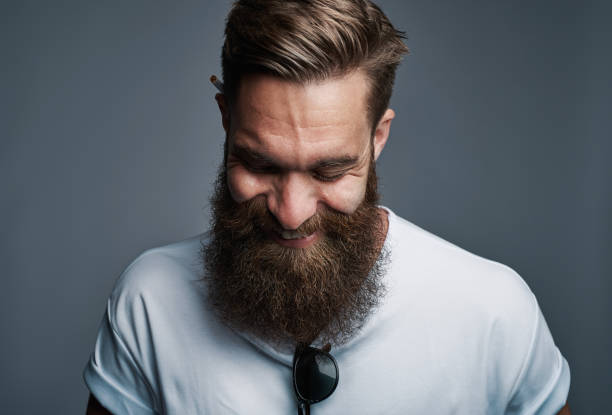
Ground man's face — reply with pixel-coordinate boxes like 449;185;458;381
220;71;393;243
205;71;394;346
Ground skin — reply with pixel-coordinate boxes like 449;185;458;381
85;395;109;415
217;71;393;247
85;71;571;414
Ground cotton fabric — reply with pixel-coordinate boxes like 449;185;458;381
83;208;570;414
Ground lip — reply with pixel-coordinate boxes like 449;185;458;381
270;231;320;248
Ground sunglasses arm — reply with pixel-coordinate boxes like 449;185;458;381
298;401;310;415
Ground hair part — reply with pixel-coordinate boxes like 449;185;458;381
221;0;409;132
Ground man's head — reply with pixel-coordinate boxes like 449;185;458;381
204;0;407;346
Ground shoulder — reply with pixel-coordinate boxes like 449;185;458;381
107;233;208;333
83;235;209;414
112;233;205;295
384;207;535;312
382;208;570;410
382;207;539;356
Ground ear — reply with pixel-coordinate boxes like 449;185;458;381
373;108;394;161
215;93;231;133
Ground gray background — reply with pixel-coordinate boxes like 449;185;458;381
1;0;610;413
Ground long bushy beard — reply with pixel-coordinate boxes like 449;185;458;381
202;161;388;347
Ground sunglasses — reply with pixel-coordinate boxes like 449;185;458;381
292;343;339;415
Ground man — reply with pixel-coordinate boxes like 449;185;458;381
84;0;571;413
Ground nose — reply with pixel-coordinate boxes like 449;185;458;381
267;172;318;230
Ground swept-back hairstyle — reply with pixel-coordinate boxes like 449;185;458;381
221;0;408;131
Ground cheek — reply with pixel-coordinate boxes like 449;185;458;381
227;167;267;203
321;177;368;215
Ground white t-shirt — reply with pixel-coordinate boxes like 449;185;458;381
83;208;570;414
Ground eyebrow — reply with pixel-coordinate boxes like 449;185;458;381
230;144;360;171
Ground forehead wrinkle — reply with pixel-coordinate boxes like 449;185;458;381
239;83;362;132
243;101;355;139
234;111;369;172
237;111;361;157
232;72;372;168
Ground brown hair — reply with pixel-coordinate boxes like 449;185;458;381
221;0;409;131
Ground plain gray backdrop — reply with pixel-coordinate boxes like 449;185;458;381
2;1;610;413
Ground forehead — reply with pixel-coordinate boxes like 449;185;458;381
229;71;371;164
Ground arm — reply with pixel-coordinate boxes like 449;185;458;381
557;402;571;415
86;394;113;415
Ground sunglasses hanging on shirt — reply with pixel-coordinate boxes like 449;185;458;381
292;343;339;415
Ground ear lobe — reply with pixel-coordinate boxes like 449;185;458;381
373;108;394;161
215;93;231;133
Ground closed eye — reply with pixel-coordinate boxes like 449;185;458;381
229;145;281;174
230;143;357;182
242;161;279;174
312;171;346;182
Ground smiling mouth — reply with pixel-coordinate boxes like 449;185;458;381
278;230;308;239
270;230;320;248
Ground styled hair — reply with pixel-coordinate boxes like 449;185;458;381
221;0;409;131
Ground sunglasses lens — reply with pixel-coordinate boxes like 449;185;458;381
295;349;338;402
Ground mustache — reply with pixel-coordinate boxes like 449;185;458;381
213;193;359;242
